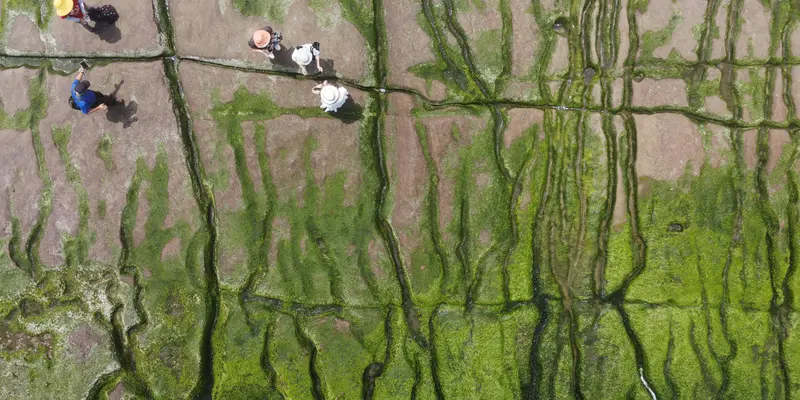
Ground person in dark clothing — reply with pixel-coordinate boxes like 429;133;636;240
249;26;283;59
70;66;118;115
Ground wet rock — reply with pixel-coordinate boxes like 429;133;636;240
667;223;684;232
19;298;45;317
553;17;570;37
583;67;596;84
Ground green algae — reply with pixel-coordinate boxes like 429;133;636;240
0;0;52;35
432;307;517;397
52;125;91;267
232;0;290;23
578;305;645;398
96;133;114;171
208;86;391;307
211;294;281;399
638;15;682;62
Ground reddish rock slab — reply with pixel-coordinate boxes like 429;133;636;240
0;129;44;242
632;78;687;108
637;0;705;61
170;0;369;82
386;93;427;230
792;24;800;59
509;0;540;77
178;60;367;120
736;0;771;60
36;63;198;267
3;1;161;56
421;112;486;230
634;114;704;181
384;0;445;100
504;108;543;148
710;0;731;60
772;68;788;123
792;67;800;121
0;68;44;240
616;0;630;69
0;67;34;114
264;115;363;207
612;116;627;228
180;62;367;208
67;323;103;362
742;129;792;172
705;124;731;169
548;36;569;75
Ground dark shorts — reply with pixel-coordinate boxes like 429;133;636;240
90;92;118;108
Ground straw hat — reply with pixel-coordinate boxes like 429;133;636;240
252;30;271;48
292;46;313;66
54;0;73;17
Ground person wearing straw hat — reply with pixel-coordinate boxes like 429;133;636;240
249;26;283;59
54;0;91;26
292;42;323;75
312;81;349;113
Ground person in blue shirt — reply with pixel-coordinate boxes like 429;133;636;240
71;66;116;114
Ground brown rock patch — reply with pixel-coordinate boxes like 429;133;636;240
5;1;160;55
639;0;704;61
68;323;102;362
710;0;731;60
35;63;196;266
744;130;793;172
509;0;539;77
5;16;45;53
387;94;428;230
108;382;126;400
422;114;486;229
704;96;729;116
384;0;443;99
0;129;44;240
736;0;771;60
0;67;33;113
634;114;703;180
505;109;544;148
632;79;687;107
333;318;351;332
772;68;788;122
161;237;182;261
170;0;368;81
706;124;731;168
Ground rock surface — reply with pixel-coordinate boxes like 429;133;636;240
1;1;799;399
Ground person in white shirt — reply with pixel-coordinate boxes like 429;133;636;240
292;42;323;75
312;80;349;112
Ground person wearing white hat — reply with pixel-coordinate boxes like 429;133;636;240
312;81;349;113
248;26;282;59
292;42;323;75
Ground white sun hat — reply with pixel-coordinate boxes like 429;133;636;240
319;85;349;112
292;46;313;66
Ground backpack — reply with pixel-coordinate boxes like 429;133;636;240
68;96;80;110
88;5;119;24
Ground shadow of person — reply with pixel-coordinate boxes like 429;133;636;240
270;46;296;69
328;97;362;124
109;79;124;98
106;100;138;128
317;58;337;78
93;22;121;43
